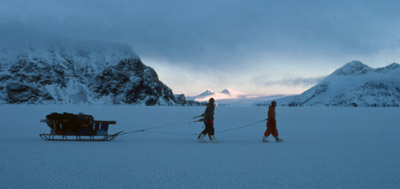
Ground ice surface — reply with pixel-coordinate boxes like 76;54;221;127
0;105;399;188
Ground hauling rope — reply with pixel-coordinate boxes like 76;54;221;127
118;118;267;137
141;120;267;136
38;100;283;143
215;119;266;133
118;99;283;144
119;118;196;136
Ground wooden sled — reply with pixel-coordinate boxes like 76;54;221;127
40;118;122;142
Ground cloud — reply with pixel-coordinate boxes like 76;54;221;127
253;76;326;87
2;0;400;95
2;0;400;69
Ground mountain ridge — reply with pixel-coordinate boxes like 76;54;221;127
285;61;400;107
0;39;195;105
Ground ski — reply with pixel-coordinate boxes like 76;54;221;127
39;131;123;142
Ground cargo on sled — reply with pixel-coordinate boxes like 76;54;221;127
39;112;122;141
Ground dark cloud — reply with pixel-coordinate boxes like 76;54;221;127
2;0;400;95
2;0;400;68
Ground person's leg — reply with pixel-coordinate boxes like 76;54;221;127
263;122;272;142
208;119;217;142
271;127;279;137
209;127;217;142
201;123;210;135
198;123;210;142
209;126;215;136
264;121;273;136
271;124;283;142
264;127;272;137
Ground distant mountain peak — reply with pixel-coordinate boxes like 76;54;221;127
385;63;400;70
199;89;215;96
347;60;364;65
205;89;214;93
331;60;373;76
220;88;232;94
190;88;247;101
220;88;245;96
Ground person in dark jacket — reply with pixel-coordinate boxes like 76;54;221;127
198;98;216;143
263;101;283;142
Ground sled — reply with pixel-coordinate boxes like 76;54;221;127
39;114;122;141
39;131;123;141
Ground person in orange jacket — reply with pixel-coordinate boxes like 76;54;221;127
263;101;283;143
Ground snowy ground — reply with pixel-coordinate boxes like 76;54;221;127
1;105;399;188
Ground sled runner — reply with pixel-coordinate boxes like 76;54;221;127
39;112;121;141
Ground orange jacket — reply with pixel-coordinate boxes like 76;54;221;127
267;105;276;123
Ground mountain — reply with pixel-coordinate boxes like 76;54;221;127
197;89;215;98
283;61;400;107
0;39;192;105
188;88;247;102
187;88;282;106
220;88;246;97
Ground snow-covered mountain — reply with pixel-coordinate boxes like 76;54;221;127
0;39;191;105
188;88;247;102
284;61;400;107
187;88;279;106
197;89;216;99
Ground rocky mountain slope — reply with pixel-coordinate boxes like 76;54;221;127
0;40;193;105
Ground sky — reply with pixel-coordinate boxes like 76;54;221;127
1;0;400;96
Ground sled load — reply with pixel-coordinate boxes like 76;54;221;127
40;112;122;141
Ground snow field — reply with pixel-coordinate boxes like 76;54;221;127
0;105;399;188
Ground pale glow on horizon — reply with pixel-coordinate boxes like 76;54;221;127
143;50;400;97
143;56;329;97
